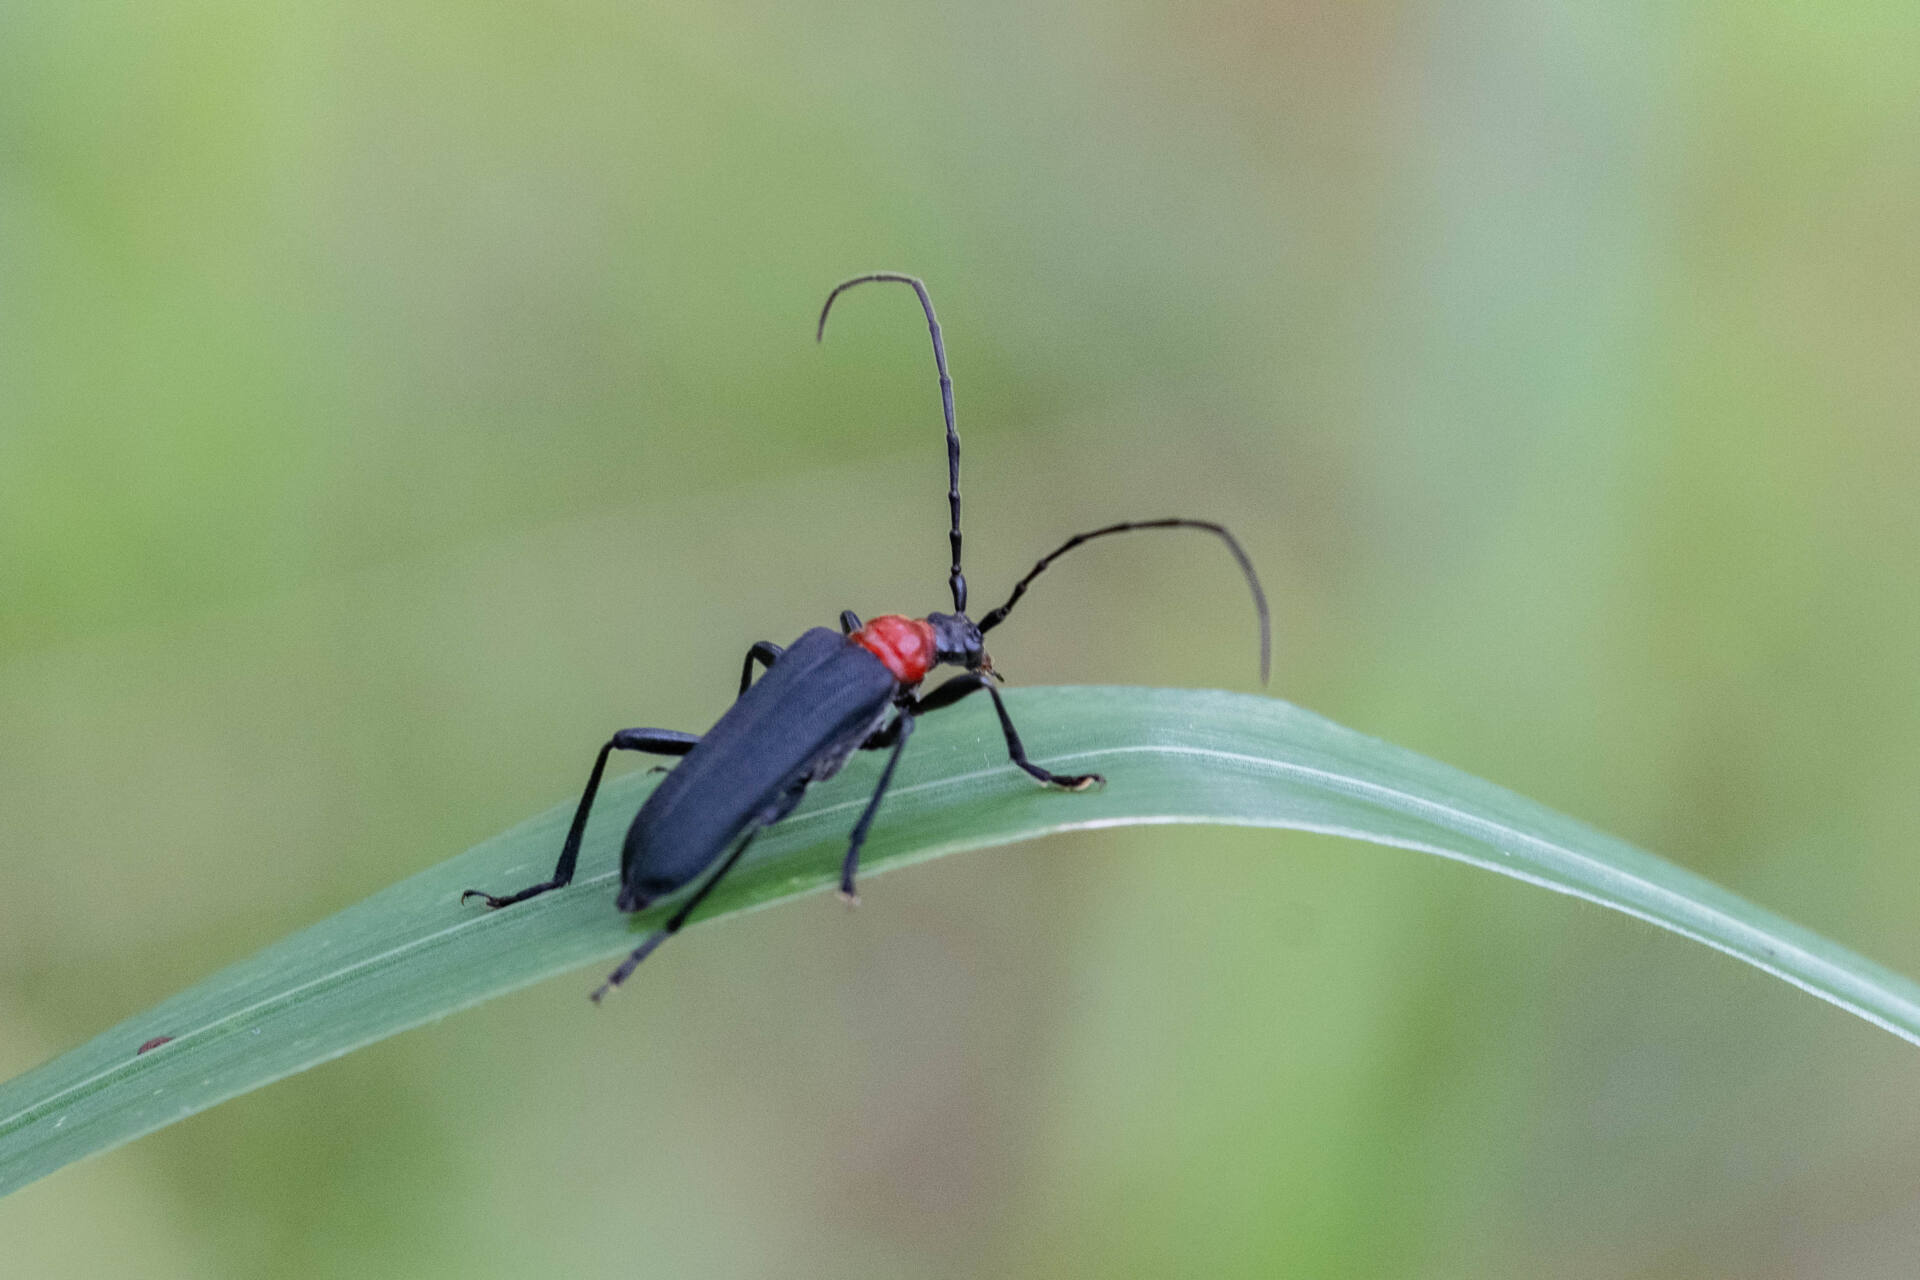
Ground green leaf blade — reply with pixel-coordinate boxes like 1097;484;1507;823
3;687;1915;1197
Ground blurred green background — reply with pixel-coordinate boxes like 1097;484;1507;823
4;0;1919;1274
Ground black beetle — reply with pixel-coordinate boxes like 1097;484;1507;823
463;273;1270;1001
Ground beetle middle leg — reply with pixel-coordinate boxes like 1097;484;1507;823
912;674;1103;791
837;713;916;903
591;829;762;1003
462;728;701;910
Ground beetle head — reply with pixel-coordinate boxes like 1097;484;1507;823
926;611;990;674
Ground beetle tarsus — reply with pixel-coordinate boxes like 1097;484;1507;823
592;930;668;1003
461;881;562;910
1019;765;1102;790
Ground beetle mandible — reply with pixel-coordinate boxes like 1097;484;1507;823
462;273;1271;1001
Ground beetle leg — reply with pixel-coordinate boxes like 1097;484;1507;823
909;672;983;713
840;610;863;635
737;641;785;696
591;830;761;1002
462;728;701;910
859;712;908;750
980;682;1103;790
911;674;1103;791
839;713;915;903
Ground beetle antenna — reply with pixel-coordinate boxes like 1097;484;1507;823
818;273;967;613
976;519;1271;684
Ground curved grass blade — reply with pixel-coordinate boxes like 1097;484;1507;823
3;687;1917;1197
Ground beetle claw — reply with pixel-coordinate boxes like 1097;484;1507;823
837;887;862;907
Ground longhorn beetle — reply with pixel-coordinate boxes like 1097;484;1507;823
463;273;1270;1001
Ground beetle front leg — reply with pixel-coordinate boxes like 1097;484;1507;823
912;674;1103;791
462;727;701;910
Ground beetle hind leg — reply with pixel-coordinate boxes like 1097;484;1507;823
462;727;700;910
592;829;761;1002
737;641;784;696
590;931;668;1002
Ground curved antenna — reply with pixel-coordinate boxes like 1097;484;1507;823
976;519;1271;684
817;273;967;613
